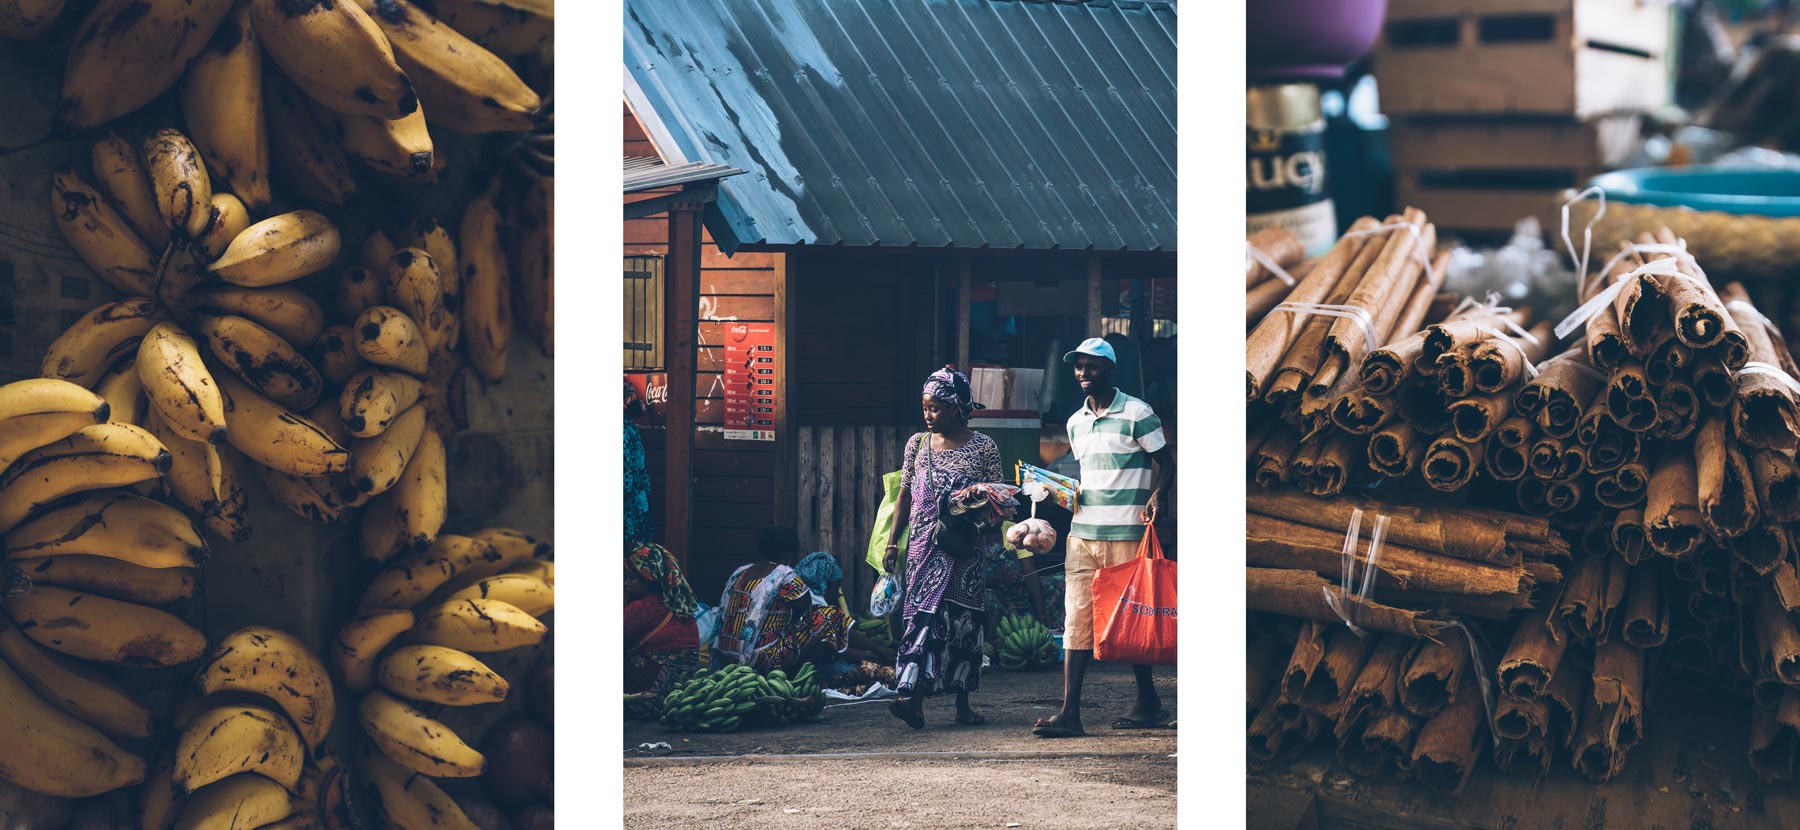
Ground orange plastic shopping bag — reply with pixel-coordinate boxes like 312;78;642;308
1093;524;1177;665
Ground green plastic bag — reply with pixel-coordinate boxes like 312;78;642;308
866;468;911;575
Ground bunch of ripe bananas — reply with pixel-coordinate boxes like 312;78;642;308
657;662;826;733
332;528;554;827
138;626;350;829
996;613;1059;672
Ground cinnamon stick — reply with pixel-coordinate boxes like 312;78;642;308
1622;562;1668;648
1247;217;1378;402
1553;553;1630;644
1519;347;1605;439
1315;212;1434;395
1249;627;1288;717
1730;522;1788;576
1493;732;1555;779
1328;388;1396;435
1246;568;1449;639
1368;422;1426;478
1246;514;1532;596
1749;688;1800;783
1282;622;1376;716
1753;449;1800;522
1612;250;1672;359
1574;642;1645;782
1544;653;1588;749
1470;322;1554;394
1410;674;1485;795
1344;710;1420;778
1611;508;1646;564
1645;336;1692;385
1423;436;1480;492
1301;433;1361;497
1727;284;1800;452
1336;635;1411;739
1253;426;1300;489
1694;357;1736;410
1246;227;1303;289
1499;603;1567;699
1604;361;1659;432
1448;391;1512;444
1698;417;1760;538
1579;400;1642;473
1757;585;1800;685
1773;559;1800;611
1397;381;1454;435
1246;489;1523;566
1248;681;1316;768
1646;451;1707;558
1593;462;1648;509
1266;216;1399;409
1398;627;1469;718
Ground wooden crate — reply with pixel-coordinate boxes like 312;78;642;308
1391;115;1644;237
1374;0;1671;118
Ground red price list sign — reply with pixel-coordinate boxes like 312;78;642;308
723;323;776;441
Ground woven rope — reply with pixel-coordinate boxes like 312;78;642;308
1562;191;1800;281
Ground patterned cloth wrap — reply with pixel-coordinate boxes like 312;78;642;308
627;543;698;619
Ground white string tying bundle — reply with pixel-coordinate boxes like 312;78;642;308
1553;257;1687;341
1441;618;1501;748
1272;302;1379;353
1246;241;1297;288
1322;508;1388;636
1560;186;1607;281
1740;361;1800;397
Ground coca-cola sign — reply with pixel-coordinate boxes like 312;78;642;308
625;371;668;427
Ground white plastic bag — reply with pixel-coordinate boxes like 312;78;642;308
869;574;900;617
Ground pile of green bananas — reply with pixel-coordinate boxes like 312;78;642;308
996;613;1059;671
855;615;894;650
658;663;826;733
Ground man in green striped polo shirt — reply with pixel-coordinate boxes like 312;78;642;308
1033;337;1174;738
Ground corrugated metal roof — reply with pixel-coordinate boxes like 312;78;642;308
623;0;1177;253
623;156;747;193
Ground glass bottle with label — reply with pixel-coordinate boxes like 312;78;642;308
1247;83;1337;258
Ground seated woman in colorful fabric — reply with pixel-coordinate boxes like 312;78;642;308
794;550;897;666
624;542;701;697
712;528;885;674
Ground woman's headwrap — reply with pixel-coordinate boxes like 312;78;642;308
922;365;983;423
627;543;699;619
794;551;843;599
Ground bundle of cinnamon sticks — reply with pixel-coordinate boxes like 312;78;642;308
1245;220;1800;787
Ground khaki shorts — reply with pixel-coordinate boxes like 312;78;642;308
1062;537;1141;650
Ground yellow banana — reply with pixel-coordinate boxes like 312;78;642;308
0;378;110;470
360;0;538;132
151;235;214;309
337;266;385;324
141;764;180;830
354;305;429;374
137;321;228;444
0;655;145;797
390;426;445;551
359;488;406;562
89;134;168;249
145;409;252;543
57;0;234;129
193;192;254;261
215;372;350;477
180;2;271;214
357;534;496;611
16;554;196;605
4;585;205;667
403;217;459;343
385;248;452;353
516;174;552;356
3;491;203;569
360;689;484;778
173;702;304;797
197;314;324;410
143;129;214;240
505;557;552;588
442;573;552;617
94;356;147;425
429;0;550;57
350;403;426;495
194;626;335;749
459;182;510;381
378;644;507;706
263;68;358;208
359;747;478;830
188;285;326;348
174;772;293;830
260;467;354;524
316;325;367;387
0;422;172;534
412;597;545;653
430;526;546;599
333;608;414;692
50;167;160;296
208;210;342;287
251;0;416;118
41;298;163;388
341;369;423;437
0;0;62;40
330;105;435;179
0;615;150;739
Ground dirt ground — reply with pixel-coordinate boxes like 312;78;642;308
622;661;1178;829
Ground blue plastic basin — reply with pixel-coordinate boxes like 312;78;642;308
1589;166;1800;217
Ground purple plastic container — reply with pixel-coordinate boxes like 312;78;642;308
1247;0;1389;80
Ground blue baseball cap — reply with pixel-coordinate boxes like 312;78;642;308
1062;337;1116;364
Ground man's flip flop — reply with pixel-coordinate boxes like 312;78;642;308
1112;709;1174;729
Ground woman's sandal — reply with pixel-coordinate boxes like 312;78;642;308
889;699;925;730
955;710;986;726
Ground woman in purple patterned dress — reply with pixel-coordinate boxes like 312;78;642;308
881;366;1004;729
